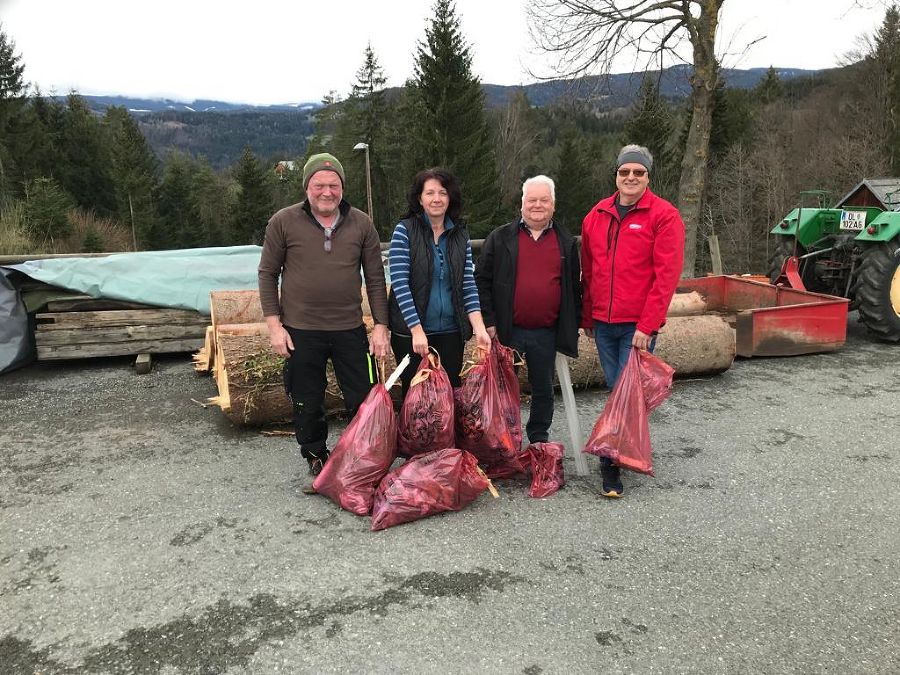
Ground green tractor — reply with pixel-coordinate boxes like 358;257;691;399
768;189;900;342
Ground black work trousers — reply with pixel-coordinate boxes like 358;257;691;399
390;330;464;396
283;325;376;462
509;325;557;444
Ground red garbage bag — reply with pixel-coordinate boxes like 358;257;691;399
527;442;566;498
639;348;675;413
397;351;455;457
313;384;397;515
371;448;491;531
492;339;524;451
454;346;519;467
582;348;674;476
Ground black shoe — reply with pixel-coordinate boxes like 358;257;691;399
302;457;325;494
599;459;624;498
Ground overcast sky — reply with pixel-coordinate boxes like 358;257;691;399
0;0;893;105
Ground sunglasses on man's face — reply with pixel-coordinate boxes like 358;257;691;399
617;168;647;178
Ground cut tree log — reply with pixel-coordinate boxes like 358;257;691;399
201;313;733;426
204;322;346;426
558;314;735;389
210;290;264;327
666;290;708;317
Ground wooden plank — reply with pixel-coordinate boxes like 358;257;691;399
35;309;208;329
35;324;207;346
134;353;152;374
36;338;205;360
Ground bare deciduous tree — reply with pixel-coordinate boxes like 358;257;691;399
529;0;726;276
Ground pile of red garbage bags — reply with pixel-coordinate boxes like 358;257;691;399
583;347;674;475
311;340;567;531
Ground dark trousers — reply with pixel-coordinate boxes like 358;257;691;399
283;325;376;462
509;326;557;444
390;331;464;395
593;320;657;389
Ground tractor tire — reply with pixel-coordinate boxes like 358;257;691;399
851;236;900;342
767;238;823;291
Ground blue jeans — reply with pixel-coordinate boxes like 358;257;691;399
509;326;557;444
593;321;656;389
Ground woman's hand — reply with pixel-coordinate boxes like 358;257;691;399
411;325;429;357
474;326;492;352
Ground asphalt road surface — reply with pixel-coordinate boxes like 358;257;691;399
1;314;898;674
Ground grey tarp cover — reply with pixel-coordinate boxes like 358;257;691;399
0;246;262;374
1;268;33;374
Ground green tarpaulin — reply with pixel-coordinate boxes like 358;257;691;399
11;246;263;314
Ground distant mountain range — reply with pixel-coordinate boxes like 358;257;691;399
481;65;823;108
58;95;322;114
62;65;822;115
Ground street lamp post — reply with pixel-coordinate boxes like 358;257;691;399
353;142;374;223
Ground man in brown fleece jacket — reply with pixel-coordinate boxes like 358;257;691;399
258;153;390;489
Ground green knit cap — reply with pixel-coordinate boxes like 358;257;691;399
303;153;345;188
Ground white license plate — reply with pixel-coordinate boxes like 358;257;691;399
840;211;866;230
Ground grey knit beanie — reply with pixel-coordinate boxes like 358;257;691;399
616;144;653;171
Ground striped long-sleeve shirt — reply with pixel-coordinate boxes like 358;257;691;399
389;218;480;332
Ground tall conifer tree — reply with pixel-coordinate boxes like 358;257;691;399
625;77;678;202
157;152;199;249
56;94;117;216
0;25;28;204
231;146;273;245
406;0;499;235
105;106;160;249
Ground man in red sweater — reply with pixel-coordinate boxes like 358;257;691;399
581;145;685;498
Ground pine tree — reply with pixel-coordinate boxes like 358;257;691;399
553;134;595;234
231;146;273;245
55;94;117;216
624;77;679;202
157;152;199;249
0;25;28;205
406;0;500;235
333;44;399;239
105;106;160;250
755;66;784;104
23;176;75;247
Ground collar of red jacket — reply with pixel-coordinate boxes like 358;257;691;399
595;187;658;216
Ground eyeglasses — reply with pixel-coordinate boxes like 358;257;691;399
617;168;647;178
323;227;333;252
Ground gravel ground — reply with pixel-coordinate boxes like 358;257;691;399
1;314;898;674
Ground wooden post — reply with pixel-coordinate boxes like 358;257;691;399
555;353;589;476
708;234;723;275
134;353;152;374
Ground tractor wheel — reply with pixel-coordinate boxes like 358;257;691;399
852;236;900;342
767;238;823;291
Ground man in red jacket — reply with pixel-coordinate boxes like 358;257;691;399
581;144;685;498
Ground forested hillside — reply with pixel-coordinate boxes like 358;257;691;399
2;2;899;279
